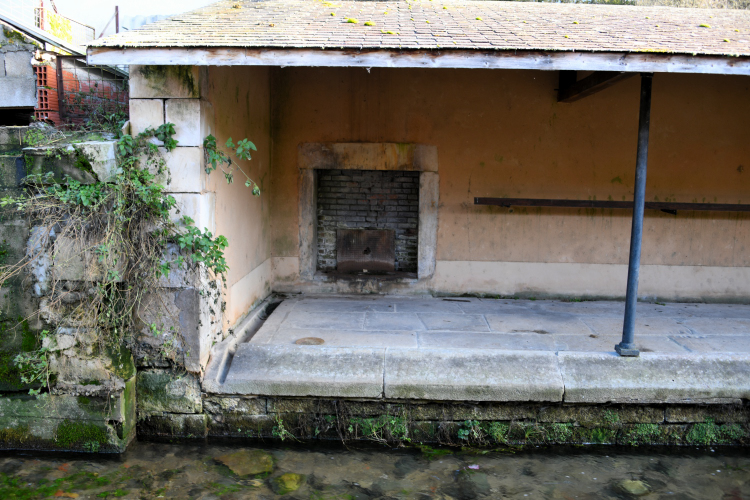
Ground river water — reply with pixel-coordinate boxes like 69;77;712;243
0;441;748;499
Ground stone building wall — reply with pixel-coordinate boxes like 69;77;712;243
317;169;419;272
0;127;136;453
0;24;37;111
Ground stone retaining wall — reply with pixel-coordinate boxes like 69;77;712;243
135;381;750;447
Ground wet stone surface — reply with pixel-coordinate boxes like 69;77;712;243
0;441;748;498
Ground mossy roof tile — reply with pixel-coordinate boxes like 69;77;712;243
89;0;750;57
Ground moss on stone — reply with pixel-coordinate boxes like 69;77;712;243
685;418;748;445
588;428;617;444
137;66;198;97
119;377;137;441
2;27;32;45
0;317;39;391
620;423;661;446
55;420;109;450
106;345;135;380
138;414;207;438
544;422;573;442
73;152;94;175
0;424;32;446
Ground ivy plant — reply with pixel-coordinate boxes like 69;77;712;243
203;134;261;195
1;122;258;397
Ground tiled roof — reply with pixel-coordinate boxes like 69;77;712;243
90;0;750;57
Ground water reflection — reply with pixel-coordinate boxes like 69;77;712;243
0;441;748;499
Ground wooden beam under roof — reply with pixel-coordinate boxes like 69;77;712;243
474;197;750;213
557;71;635;103
86;47;750;76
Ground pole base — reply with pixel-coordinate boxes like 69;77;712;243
615;343;640;357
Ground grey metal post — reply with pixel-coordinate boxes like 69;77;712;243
616;73;653;357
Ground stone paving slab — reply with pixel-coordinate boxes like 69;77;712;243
452;299;531;315
419;331;557;350
582;316;692;336
559;351;750;404
393;299;464;314
204;296;750;402
265;328;419;348
418;313;490;332
284;311;364;330
486;312;591;335
365;312;425;331
384;348;564;401
682;317;750;335
293;298;396;313
671;334;750;353
220;344;385;397
553;333;689;354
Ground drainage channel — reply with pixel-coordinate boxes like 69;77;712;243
203;294;286;390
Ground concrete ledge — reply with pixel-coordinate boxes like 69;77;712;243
559;351;750;404
384;348;564;402
220;345;386;398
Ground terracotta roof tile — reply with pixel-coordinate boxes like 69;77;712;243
90;0;750;56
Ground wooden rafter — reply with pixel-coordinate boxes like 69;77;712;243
557;71;635;103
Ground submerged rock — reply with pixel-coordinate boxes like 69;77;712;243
215;450;274;476
271;473;304;494
618;479;650;496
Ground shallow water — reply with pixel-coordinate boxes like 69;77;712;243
1;441;748;499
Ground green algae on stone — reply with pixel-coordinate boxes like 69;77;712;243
618;479;650;496
215;450;274;476
271;473;304;494
105;345;135;381
137;66;199;98
55;420;109;450
0;424;33;447
0;317;40;391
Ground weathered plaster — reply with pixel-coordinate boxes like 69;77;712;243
205;66;272;329
269;67;750;299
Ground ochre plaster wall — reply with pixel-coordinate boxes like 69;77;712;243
265;67;750;300
206;66;272;326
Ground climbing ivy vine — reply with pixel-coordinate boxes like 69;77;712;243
0;123;260;396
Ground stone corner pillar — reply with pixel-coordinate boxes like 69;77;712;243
129;65;220;374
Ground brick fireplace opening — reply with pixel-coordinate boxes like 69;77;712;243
317;169;419;276
298;142;438;284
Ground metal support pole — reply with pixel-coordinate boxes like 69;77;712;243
616;72;653;357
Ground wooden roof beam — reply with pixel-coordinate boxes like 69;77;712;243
557;70;635;103
86;47;750;76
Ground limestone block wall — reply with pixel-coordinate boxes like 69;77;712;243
0;128;136;452
0;24;37;110
128;66;223;374
128;65;272;435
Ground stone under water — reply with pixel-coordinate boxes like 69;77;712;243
618;479;650;496
215;449;274;476
272;473;304;494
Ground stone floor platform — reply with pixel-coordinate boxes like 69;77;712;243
203;295;750;404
